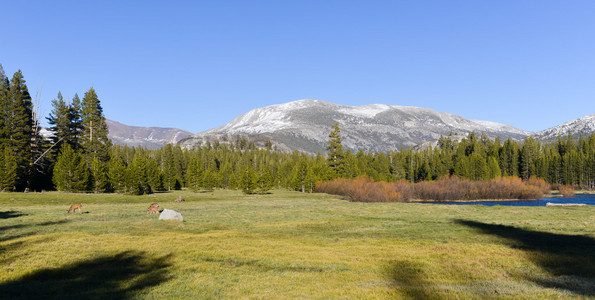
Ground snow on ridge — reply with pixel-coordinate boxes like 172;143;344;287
338;104;391;118
535;114;595;137
277;99;324;110
471;120;530;134
222;106;292;133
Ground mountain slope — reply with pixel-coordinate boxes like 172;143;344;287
107;119;193;149
532;114;595;142
179;99;531;153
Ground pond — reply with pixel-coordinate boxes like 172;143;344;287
422;194;595;206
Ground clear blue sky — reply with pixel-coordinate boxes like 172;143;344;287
1;1;594;133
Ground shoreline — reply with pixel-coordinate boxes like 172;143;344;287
409;198;538;203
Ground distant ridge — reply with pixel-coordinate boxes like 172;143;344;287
179;99;532;153
106;119;193;149
532;114;595;142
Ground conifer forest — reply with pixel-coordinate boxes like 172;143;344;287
1;65;594;196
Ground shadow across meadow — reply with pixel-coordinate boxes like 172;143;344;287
0;251;172;300
0;219;70;243
455;219;595;296
0;211;27;219
386;260;439;300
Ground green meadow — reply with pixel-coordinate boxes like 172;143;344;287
0;190;593;299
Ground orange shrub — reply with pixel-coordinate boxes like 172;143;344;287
315;176;410;202
558;185;575;197
315;175;550;202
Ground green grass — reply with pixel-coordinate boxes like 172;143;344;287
0;190;594;299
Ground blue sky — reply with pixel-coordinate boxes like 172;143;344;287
1;1;594;133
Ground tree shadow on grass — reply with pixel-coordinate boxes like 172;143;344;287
386;260;440;300
0;219;71;243
0;251;173;300
0;211;27;219
455;219;595;296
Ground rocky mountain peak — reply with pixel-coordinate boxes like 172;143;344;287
180;99;534;153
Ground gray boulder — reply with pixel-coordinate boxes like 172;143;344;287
159;209;184;221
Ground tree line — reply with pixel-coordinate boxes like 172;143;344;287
1;64;594;194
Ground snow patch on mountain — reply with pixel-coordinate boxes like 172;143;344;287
471;120;530;135
533;114;595;141
338;104;391;118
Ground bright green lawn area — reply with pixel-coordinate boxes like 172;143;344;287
0;190;593;299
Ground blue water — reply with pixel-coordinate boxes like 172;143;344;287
423;194;595;206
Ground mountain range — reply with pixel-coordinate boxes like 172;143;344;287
106;119;193;149
104;99;594;153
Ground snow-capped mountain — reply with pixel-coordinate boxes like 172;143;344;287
106;119;193;149
179;99;531;153
532;114;595;142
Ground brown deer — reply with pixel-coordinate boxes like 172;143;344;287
67;203;82;213
147;203;159;214
175;196;185;202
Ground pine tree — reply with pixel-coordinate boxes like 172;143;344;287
291;158;310;192
81;87;111;162
0;145;18;191
53;144;89;192
146;158;165;192
47;92;71;157
326;123;345;178
469;152;488;180
108;156;127;193
126;152;152;195
500;139;519;176
228;172;239;190
69;94;84;151
201;168;215;190
343;150;360;178
255;165;274;194
162;144;177;190
487;156;501;179
90;156;110;193
0;64;10;145
186;152;203;191
5;70;34;190
520;137;538;180
240;166;257;194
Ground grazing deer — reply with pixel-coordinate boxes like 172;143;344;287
68;203;82;213
147;203;159;214
175;196;185;202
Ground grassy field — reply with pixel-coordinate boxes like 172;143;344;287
0;190;593;299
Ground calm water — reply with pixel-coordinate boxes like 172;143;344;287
423;194;595;206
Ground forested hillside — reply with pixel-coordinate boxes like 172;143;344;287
1;65;594;194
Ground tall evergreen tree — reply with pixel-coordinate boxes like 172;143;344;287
240;166;257;194
162;144;178;190
326;123;345;178
69;94;84;151
0;64;10;145
520;137;538;180
81;87;111;162
186;152;203;191
5;70;34;190
255;165;274;194
47;92;71;156
291;158;311;193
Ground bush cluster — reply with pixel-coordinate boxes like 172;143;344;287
556;184;575;197
315;175;550;202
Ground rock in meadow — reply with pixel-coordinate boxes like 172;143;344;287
159;209;184;221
